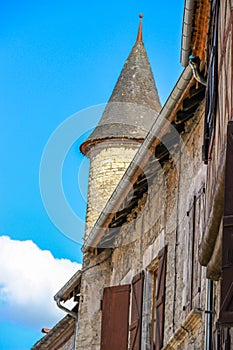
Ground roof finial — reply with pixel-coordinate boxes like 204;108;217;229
136;14;143;43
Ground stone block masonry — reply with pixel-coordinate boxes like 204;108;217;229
85;141;140;237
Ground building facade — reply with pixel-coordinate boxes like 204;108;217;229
32;1;233;349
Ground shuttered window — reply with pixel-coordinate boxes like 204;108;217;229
101;250;168;350
184;196;197;313
203;0;219;163
129;271;144;350
101;284;130;350
221;328;231;350
150;246;167;350
213;324;221;350
219;121;233;325
151;267;158;349
184;191;204;312
213;324;231;350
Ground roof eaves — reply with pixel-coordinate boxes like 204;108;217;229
82;65;193;253
54;270;82;303
31;314;74;349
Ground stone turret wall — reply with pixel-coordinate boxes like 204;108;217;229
85;140;140;237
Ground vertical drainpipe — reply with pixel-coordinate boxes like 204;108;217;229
173;145;182;332
205;279;213;350
73;318;79;350
56;298;79;350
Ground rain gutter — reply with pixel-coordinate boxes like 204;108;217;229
54;270;82;350
54;270;82;303
55;297;78;320
82;65;193;253
181;0;195;66
55;298;78;350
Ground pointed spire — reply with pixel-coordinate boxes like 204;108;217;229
80;14;161;155
136;14;143;43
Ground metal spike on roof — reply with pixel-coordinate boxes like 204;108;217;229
136;14;143;43
80;15;162;155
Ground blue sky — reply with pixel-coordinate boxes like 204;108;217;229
1;1;184;348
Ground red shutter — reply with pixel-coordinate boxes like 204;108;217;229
155;246;167;350
220;121;233;324
101;284;130;350
129;271;144;350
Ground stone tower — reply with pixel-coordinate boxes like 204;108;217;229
80;15;161;237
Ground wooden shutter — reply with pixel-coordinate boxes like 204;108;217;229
203;0;219;163
193;193;203;298
221;328;231;350
213;325;231;350
213;324;221;350
184;196;196;313
184;192;204;312
219;121;233;324
129;271;144;350
155;246;167;350
101;284;130;350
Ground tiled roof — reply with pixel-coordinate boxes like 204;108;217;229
31;314;75;349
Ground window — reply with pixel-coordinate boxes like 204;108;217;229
219;121;233;325
213;323;231;350
203;0;219;163
100;272;144;350
183;190;205;313
100;247;167;350
129;272;144;350
101;284;131;350
151;268;158;349
147;246;167;350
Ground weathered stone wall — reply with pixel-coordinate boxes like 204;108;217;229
85;140;140;236
76;102;210;350
76;250;112;349
110;102;207;350
163;102;207;348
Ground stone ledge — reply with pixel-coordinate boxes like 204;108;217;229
163;309;202;350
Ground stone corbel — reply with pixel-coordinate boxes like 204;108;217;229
162;309;202;350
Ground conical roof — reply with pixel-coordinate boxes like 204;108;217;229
80;15;161;155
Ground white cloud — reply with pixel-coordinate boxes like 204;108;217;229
0;235;81;329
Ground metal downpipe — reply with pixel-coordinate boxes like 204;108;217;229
205;279;213;350
56;298;78;350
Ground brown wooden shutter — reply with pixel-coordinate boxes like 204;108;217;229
203;0;219;163
155;246;167;350
221;328;231;350
101;284;130;350
129;271;144;350
184;192;204;312
213;324;231;350
219;121;233;324
184;196;196;313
